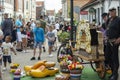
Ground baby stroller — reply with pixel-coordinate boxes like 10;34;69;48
27;30;34;49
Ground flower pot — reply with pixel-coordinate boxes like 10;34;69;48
70;69;82;80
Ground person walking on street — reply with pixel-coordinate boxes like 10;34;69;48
40;16;46;52
15;15;23;51
46;26;55;57
1;13;13;41
31;21;45;60
106;8;120;80
55;21;60;31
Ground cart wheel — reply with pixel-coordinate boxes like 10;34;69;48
95;61;106;79
57;43;66;62
90;61;96;72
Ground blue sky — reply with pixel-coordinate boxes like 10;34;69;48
36;0;62;12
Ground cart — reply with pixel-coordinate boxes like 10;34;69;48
57;20;107;79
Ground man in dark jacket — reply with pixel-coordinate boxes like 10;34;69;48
1;13;13;41
106;8;120;80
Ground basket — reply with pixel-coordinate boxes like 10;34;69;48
60;65;70;73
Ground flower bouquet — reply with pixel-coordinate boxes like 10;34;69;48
59;54;73;73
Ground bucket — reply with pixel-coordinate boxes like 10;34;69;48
70;69;82;80
13;75;21;80
70;74;81;80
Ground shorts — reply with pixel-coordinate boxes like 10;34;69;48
3;55;11;63
17;32;22;42
48;41;54;47
34;42;43;48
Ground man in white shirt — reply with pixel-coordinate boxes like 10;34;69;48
30;19;36;30
55;22;60;31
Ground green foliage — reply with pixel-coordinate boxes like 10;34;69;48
58;32;70;42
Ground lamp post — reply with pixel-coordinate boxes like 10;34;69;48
70;0;74;41
31;0;32;18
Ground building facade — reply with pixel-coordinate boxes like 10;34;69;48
0;0;14;22
62;0;90;21
80;0;120;24
36;1;45;20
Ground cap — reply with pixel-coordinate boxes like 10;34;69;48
101;13;108;18
109;7;116;11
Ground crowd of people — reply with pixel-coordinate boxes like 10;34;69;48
0;14;68;79
0;7;119;80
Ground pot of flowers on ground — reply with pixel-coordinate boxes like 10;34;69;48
59;54;73;73
68;60;84;80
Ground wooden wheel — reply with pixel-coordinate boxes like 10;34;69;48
95;61;106;79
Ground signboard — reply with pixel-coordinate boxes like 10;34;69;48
80;11;88;15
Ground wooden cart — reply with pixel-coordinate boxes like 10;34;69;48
57;20;107;79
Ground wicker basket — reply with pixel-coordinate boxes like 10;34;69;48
60;65;70;73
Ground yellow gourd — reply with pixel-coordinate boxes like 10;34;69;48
29;68;59;78
10;69;16;73
24;66;32;72
31;61;45;69
45;62;56;68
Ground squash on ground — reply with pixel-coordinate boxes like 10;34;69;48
45;62;56;68
31;61;45;69
37;65;45;71
29;68;59;78
24;66;32;72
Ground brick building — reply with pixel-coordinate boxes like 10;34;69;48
36;1;45;20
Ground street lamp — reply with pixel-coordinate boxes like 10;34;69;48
31;0;32;18
70;0;74;41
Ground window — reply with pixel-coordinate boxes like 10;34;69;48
26;1;28;9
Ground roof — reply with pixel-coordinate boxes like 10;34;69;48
81;0;104;11
66;0;90;7
46;10;55;16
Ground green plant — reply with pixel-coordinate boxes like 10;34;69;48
58;32;70;42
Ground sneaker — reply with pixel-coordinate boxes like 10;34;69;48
3;67;7;71
30;57;36;60
38;57;41;60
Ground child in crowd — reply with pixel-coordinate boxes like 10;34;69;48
31;21;44;60
20;26;27;53
52;25;58;51
1;36;16;70
46;26;55;57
